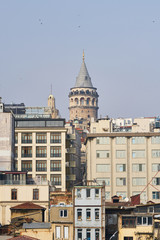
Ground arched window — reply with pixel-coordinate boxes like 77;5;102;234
75;98;79;105
92;98;95;106
86;98;90;105
80;98;84;106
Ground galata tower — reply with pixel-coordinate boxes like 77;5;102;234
69;52;99;129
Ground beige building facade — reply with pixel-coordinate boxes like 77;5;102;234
0;183;49;225
86;130;160;203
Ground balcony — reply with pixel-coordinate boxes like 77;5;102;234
22;154;32;158
36;154;47;158
36;139;47;144
22;140;32;144
51;181;61;186
36;167;47;172
50;167;61;172
22;168;32;172
51;154;61;158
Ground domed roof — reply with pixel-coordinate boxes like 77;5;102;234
74;53;93;88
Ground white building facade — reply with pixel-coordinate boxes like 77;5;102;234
73;185;105;240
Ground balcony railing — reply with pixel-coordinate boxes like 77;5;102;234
22;154;32;158
36;154;47;158
51;181;61;186
36;168;47;172
50;139;61;144
51;154;61;158
0;180;26;185
36;139;47;144
22;140;32;144
22;168;32;172
50;167;61;172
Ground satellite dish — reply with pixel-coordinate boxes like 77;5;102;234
124;197;129;202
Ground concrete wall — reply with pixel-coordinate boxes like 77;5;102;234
0;112;14;171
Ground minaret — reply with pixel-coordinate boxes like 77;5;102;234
69;52;99;129
48;86;60;118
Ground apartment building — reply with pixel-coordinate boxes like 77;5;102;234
86;118;160;203
73;184;105;240
14;118;81;191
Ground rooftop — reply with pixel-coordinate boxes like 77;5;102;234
10;202;45;210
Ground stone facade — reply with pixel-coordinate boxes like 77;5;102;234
69;53;99;130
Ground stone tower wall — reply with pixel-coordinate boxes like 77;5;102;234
69;87;98;121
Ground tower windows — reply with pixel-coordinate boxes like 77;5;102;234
86;98;90;105
80;98;84;106
92;98;95;106
75;98;79;105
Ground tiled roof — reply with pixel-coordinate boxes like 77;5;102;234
7;236;39;240
10;202;45;210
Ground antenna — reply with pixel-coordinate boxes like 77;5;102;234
51;84;52;95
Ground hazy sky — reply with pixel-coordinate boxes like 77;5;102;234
1;1;160;120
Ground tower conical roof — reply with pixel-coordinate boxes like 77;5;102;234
74;53;93;88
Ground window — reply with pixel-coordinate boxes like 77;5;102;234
117;192;127;200
50;146;61;157
86;189;91;198
50;160;61;171
86;209;91;220
51;174;61;185
96;150;109;158
132;164;145;172
116;150;126;159
93;127;96;133
96;137;109;144
11;189;17;200
122;216;136;228
15;147;18;158
116;164;126;172
132;178;146;186
36;160;47;171
153;191;160;199
64;226;68;239
95;189;99;198
132;137;145;144
22;147;32;158
77;189;81;198
152;163;160;172
33;189;39;200
36;174;47;182
116;178;126;186
21;133;32;143
95;229;100;240
137;216;152;225
96;164;110;173
14;161;18;171
22;161;32;171
36;133;47;143
86;98;90;105
96;178;110;186
56;226;61;238
152;150;160;158
153;178;160;185
152;136;160;144
15;133;18;144
116;137;126;144
80;98;84;105
60;209;67;217
105;192;110;200
124;237;133;240
95;208;99;220
132;150;145;158
50;132;61;143
86;229;91;240
36;146;47;157
77;209;82;220
77;229;82;240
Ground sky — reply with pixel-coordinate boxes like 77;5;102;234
0;0;160;120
